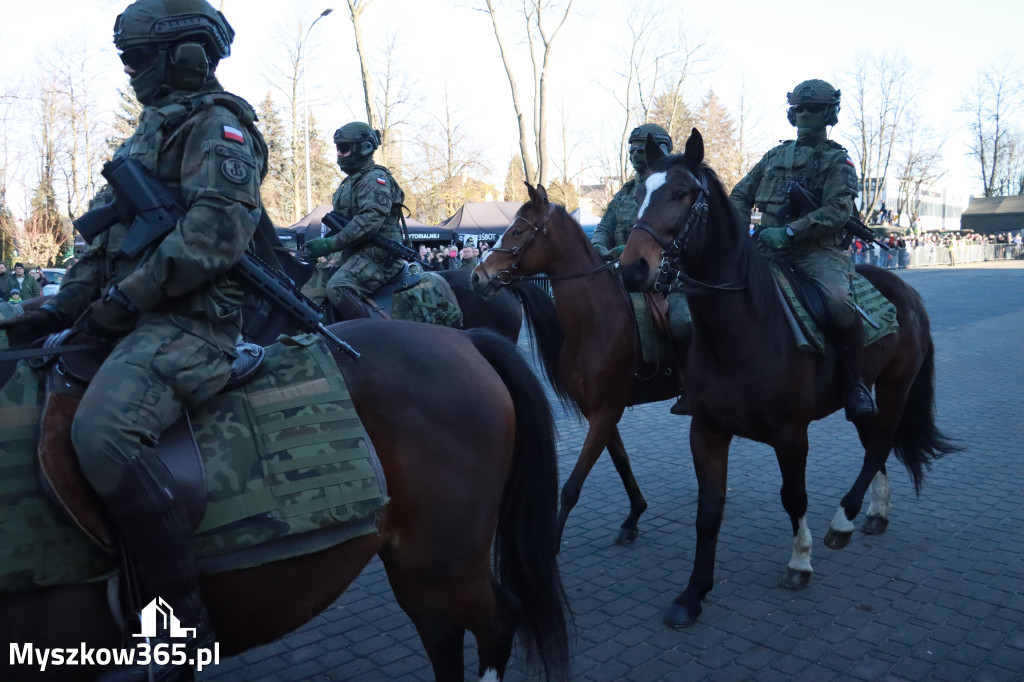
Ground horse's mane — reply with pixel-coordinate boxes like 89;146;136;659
698;161;775;319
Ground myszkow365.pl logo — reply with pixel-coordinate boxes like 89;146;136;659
9;597;220;673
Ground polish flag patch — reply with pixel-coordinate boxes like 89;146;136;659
223;125;245;144
845;156;856;167
376;177;387;185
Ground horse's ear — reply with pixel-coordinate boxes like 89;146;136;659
645;132;667;168
683;128;704;168
536;183;549;203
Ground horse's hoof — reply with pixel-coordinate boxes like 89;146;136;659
780;569;812;590
615;526;639;545
824;528;853;550
861;515;889;535
663;602;700;628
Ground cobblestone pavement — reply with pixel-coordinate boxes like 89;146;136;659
204;262;1024;682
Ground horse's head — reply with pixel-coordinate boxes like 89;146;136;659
472;183;561;295
620;128;708;292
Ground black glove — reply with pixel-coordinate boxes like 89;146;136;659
74;286;139;339
0;305;68;347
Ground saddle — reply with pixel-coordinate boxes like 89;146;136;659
34;329;266;552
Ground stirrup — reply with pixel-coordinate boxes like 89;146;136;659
844;383;877;421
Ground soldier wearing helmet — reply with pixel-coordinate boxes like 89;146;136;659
0;1;267;676
731;79;875;420
591;123;673;261
301;122;407;320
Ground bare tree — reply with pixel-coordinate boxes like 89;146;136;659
961;57;1024;197
405;88;491;224
29;74;70;261
895;109;947;228
374;32;420;173
840;51;922;219
482;0;574;187
346;0;380;131
734;73;766;178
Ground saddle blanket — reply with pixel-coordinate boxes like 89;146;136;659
0;332;388;592
771;263;899;353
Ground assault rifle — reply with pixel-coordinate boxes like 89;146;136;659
320;210;432;269
72;156;359;358
777;180;889;251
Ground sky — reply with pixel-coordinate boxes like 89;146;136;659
2;0;1023;214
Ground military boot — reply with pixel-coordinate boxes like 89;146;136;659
97;451;214;682
834;319;877;421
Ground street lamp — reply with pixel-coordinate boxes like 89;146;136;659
303;8;333;216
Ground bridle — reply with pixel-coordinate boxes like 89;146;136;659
632;167;747;294
487;202;614;286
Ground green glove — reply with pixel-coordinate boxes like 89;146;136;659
606;245;626;260
759;227;791;250
302;237;333;260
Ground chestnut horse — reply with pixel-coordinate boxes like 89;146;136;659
618;129;958;627
0;321;568;681
472;184;681;546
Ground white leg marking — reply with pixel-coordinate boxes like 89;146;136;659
865;470;892;518
480;669;501;682
638;172;668;219
830;505;855;533
788;516;814;572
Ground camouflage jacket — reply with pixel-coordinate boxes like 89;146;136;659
731;136;858;253
51;83;268;349
591;176;639;257
326;163;405;266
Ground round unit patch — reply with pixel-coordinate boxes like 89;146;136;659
221;158;251;184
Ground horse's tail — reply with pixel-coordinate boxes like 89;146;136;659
467;329;570;681
510;282;579;417
893;342;961;494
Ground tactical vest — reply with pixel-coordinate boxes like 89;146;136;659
754;140;846;224
332;164;405;244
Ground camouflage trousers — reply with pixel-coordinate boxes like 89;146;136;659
71;318;234;496
786;248;859;327
392;271;463;328
326;251;404;307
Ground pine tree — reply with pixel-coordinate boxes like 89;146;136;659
255;93;293;225
546;178;579;212
106;88;142;155
693;89;743;191
503;155;527;202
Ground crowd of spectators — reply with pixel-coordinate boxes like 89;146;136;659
415;240;490;271
849;230;1023;268
0;262;47;303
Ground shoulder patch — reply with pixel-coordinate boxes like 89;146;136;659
845;156;856;167
376;177;387;185
374;190;390;206
222;125;245;144
221;158;251;184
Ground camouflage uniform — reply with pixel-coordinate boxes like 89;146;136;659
323;162;406;307
731;78;875;420
591;177;639;259
51;84;267;494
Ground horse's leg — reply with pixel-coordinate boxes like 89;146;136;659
556;411;617;547
824;379;906;549
774;429;813;590
664;420;731;628
606;426;648;545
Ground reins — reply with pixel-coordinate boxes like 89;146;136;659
488;202;615;285
640;167;748;295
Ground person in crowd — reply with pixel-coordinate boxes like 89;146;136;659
300;122;406;320
731;78;875;420
11;263;41;300
0;262;16;301
0;2;267;678
7;288;21;304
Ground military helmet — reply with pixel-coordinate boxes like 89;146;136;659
628;123;673;154
333;122;381;158
114;0;234;60
786;79;841;126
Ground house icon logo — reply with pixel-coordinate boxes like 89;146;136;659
134;598;197;639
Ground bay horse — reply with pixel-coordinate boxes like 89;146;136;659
472;184;682;547
0;321;569;681
618;128;958;627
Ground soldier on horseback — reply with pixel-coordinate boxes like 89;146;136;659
0;0;267;678
731;79;876;420
592;124;693;415
300;122;408;321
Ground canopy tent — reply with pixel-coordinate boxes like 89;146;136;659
442;201;523;244
276;206;454;248
960;196;1024;234
405;219;455;243
570;207;601;237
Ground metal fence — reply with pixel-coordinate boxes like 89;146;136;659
853;243;1024;268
